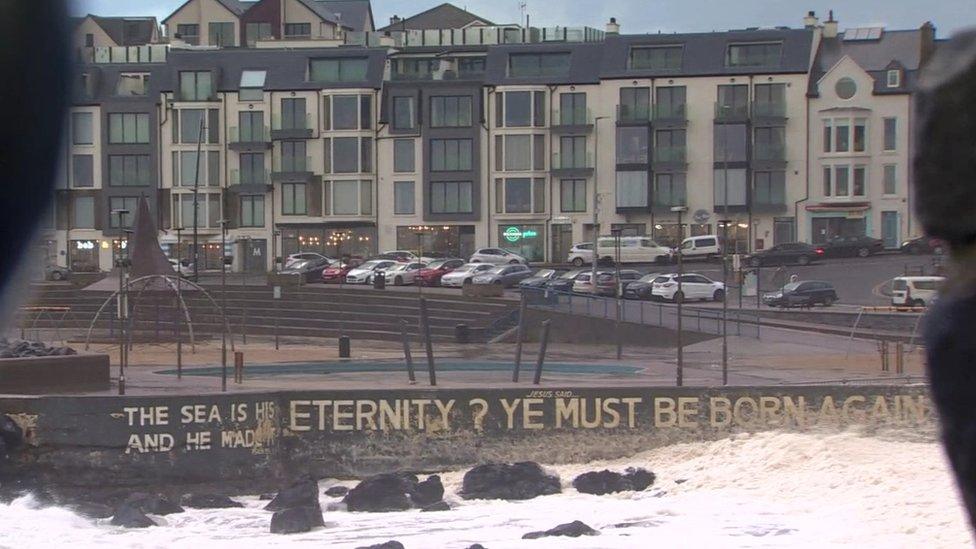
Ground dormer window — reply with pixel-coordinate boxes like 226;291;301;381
886;69;901;88
726;42;782;68
239;70;267;101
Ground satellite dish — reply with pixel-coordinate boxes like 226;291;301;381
693;209;711;224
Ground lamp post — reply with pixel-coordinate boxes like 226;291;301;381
112;209;130;395
239;235;251;345
590;116;609;288
720;103;731;386
191;116;205;282
671;206;687;386
611;228;622;359
174;225;184;379
219;218;228;392
272;229;281;274
411;225;432;297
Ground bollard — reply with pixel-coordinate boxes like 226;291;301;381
419;298;437;386
532;319;552;385
234;351;244;384
338;335;351;358
455;324;470;344
513;294;527;382
399;319;416;384
896;342;905;374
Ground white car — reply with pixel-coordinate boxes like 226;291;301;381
440;263;497;287
168;259;193;277
345;260;397;284
677;235;723;261
650;273;726;303
285;252;332;269
567;243;594;267
383;262;426;286
470;248;528;265
891;276;944;308
596;236;672;264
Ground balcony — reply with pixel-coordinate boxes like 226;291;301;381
551;108;593;133
616;104;652;125
551;151;594;177
653;146;687;164
752;144;786;163
229;125;271;152
752;101;787;124
271;155;314;183
653;103;688;126
228;169;272;193
651;193;687;212
272;113;314;140
714;102;750;123
752;186;788;214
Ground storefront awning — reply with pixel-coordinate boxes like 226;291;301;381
805;202;871;213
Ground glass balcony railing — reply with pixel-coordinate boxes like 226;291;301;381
752;144;786;162
551;151;595;170
272;113;312;131
229;125;271;143
229;169;270;186
616;104;652;124
715;102;750;120
273;155;313;173
752;101;787;118
653;146;687;163
652;193;687;209
653;103;688;121
552;108;592;127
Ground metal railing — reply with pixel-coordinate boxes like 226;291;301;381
714;102;749;120
653;103;688;121
752;101;787;118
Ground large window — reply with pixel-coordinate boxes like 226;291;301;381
174;151;219;186
71;155;94;188
393;139;415;173
753;83;786;116
174;193;220;228
430;139;472;172
558;136;587;169
174;108;218;144
394;181;415;214
884;118;897;151
617;127;649;164
753;171;786;206
330;180;372;215
508;52;570;77
560;179;586;212
280;98;306;130
504;178;533;213
239;70;266;101
116;73;149;96
713;168;747;206
823;117;867;153
714;124;748;162
496;134;545;171
629;46;682;70
498;91;545;127
615;171;649;208
558;93;587;125
327;137;372;173
727;42;782;67
284;23;311;38
717;84;748;117
280;140;308;172
108;197;137;228
108;155;150;186
240;195;265;227
821;165;866;198
430;96;472;127
245;22;272;46
430;181;473;214
238;111;266;142
883;164;897;195
282;183;307;215
72;196;95;229
332;95;360;129
208;22;235;46
754;127;785;161
176;24;199;45
310;58;368;83
619;87;650;122
72;112;93;145
654;173;686;208
655;86;686;118
239;153;265;185
179;71;213;101
655;129;686;162
392;96;415;130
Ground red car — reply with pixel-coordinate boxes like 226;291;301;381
417;258;466;286
321;258;363;283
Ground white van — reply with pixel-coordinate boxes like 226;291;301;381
596;236;672;264
678;235;723;260
891;276;945;308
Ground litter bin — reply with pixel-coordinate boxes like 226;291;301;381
338;335;351;358
373;272;386;290
455;324;470;344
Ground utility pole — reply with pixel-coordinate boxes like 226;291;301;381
192;116;205;281
113;209;130;395
672;206;687;386
175;225;183;379
590;116;608;286
220;218;228;392
721;105;731;386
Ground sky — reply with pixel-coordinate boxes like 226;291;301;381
72;0;976;37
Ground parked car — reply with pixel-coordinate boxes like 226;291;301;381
417;259;466;286
651;273;726;303
280;257;332;283
567;243;594;267
900;236;947;255
572;271;610;295
418;251;452;263
821;235;885;258
285;252;332;269
891;276;945;308
623;273;664;300
374;251;417;263
44;264;71;281
440;263;497;287
573;270;640;296
345;260;397;284
596;236;672;264
469;248;528;265
321;258;364;283
168;259;193;277
762;280;838;308
384;262;427;286
545;269;588;293
677;235;723;260
472;264;533;288
748;243;825;267
518;269;566;289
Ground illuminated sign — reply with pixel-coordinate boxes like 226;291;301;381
74;240;96;250
503;227;538;243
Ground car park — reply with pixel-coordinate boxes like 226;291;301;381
280;257;332;283
891;276;944;307
567;243;594;267
748;243;824;266
518;268;566;289
440;263;496;287
677;235;723;260
545;269;588;293
762;280;838;308
595;236;672;265
417;259;466;286
821;235;885;258
321;258;363;283
472;264;533;288
345;260;397;284
622;273;663;300
383;262;426;286
285;252;332;269
900;236;946;255
651;273;726;303
469;248;528;265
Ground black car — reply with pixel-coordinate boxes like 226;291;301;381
280;257;332;283
544;269;587;293
749;243;824;267
821;235;885;258
623;272;663;300
900;236;946;255
762;280;838;308
518;268;566;289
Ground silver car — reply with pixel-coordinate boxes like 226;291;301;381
472;264;533;288
469;248;528;265
440;263;496;287
345;260;397;284
383;262;426;286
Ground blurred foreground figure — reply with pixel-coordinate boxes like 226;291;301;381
915;30;976;529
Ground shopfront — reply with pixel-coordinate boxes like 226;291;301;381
280;224;377;260
806;204;870;244
395;225;475;259
69;239;100;272
717;220;751;253
497;223;545;262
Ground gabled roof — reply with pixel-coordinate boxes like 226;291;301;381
320;0;374;32
79;15;159;46
162;0;247;24
378;3;492;32
809;27;931;95
294;0;342;26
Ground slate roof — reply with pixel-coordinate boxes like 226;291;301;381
320;0;374;32
82;15;159;46
484;43;603;85
378;3;492;32
163;0;247;23
810;27;930;95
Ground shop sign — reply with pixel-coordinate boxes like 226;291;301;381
503;227;538;243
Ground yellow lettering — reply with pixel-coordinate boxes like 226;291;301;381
842;396;866;422
622;398;641;428
333;400;354;431
555;398;579;428
710;397;732;427
602;398;621;429
782;396;806;427
289;400;311;432
733;397;759;427
655;398;677;427
500;398;521;429
523;398;544;429
760;397;782;426
379;400;402;431
677;397;699;428
356;400;378;430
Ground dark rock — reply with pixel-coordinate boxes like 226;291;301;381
572;468;655;495
269;505;324;534
522;520;599;539
355;542;405;549
0;436;7;460
259;493;275;500
121;492;184;515
110;505;155;528
410;475;444;507
264;480;319;512
71;502;114;519
343;473;417;512
461;462;560;501
324;486;349;497
625;467;655;491
467;545;487;549
421;500;450;512
0;415;23;448
181;493;244;509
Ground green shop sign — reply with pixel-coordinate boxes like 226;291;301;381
503;227;538;243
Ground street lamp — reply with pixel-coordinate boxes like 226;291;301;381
611;228;623;359
671;205;687;387
173;226;184;379
411;225;433;297
219;218;229;392
239;235;251;345
590;116;609;288
112;209;130;395
719;102;731;387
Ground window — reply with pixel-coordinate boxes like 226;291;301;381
654;173;686;207
284;23;311;38
240;195;265;227
238;111;266;142
713;168;747;206
853;166;866;196
431;96;472;128
853;119;867;152
116;73;149;96
887;69;901;88
72;112;93;145
179;71;212;101
174;193;220;228
430;139;472;171
430;181;473;214
618;87;650;121
558;93;587;126
332;95;360;129
108;155;150;186
717;84;748;117
655;86;687;119
393;139;414;172
108;113;149;144
393;58;438;80
727;43;782;67
360;95;372;129
239;70;266;101
884;118;897;151
72;155;93;188
504;91;531;127
109;197;137;228
508;52;571;77
176;24;199;45
208;22;235;46
72;196;95;229
282;183;307;215
310;58;368;83
280;98;306;130
753;83;785;116
504;178;532;213
617;127;649;164
245;22;272;46
394;181;415;214
616;172;649;208
823;117;867;153
558;136;587;169
629;46;682;70
822;166;831;196
174;151;219;187
754;127;785;160
560;179;586;212
714;124;748;162
85;33;94;47
655;129;686;162
239;153;266;185
834;166;850;196
753;171;785;206
458;57;486;77
883;164;897;195
330;180;372;215
280;140;308;172
178;109;204;143
835;77;857;100
392;96;415;130
501;135;532;171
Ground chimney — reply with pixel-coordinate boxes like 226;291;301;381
389;15;401;27
803;11;818;29
605;17;620;35
823;10;838;38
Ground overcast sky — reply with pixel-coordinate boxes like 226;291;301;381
72;0;975;37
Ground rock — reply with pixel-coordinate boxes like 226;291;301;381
259;493;275;500
572;468;655;495
269;505;325;534
343;473;417;512
0;415;23;448
522;520;599;539
0;437;7;460
71;502;114;519
121;492;184;515
324;486;349;497
461;462;561;501
467;545;487;549
110;504;155;528
410;475;444;507
421;500;450;512
264;480;319;512
181;493;244;509
355;542;405;549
